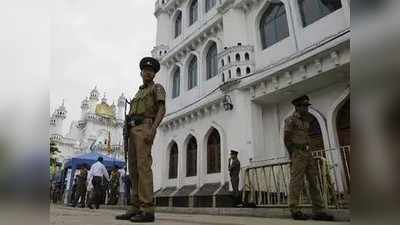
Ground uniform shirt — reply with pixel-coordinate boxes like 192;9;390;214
129;81;166;118
229;158;241;177
284;112;312;145
88;161;110;181
76;169;88;188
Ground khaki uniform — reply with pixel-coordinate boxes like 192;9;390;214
229;157;241;205
109;170;120;205
74;169;88;207
127;81;165;214
284;112;324;213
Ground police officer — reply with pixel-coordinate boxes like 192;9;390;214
229;150;241;206
108;165;120;205
116;57;166;222
73;164;88;208
284;95;334;221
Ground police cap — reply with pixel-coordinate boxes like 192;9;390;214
291;95;311;106
139;57;160;73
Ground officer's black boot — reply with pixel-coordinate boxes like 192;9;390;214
291;211;310;220
129;211;155;223
115;212;138;220
312;212;334;221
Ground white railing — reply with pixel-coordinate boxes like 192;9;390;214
242;146;350;209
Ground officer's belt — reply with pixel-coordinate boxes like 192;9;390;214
127;116;153;126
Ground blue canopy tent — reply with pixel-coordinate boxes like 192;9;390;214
63;152;125;191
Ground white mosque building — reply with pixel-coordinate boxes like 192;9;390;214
49;87;126;163
150;0;350;208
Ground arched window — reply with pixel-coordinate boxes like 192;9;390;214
169;142;178;179
245;52;250;61
188;56;198;90
236;67;241;76
222;73;225;82
298;0;342;27
207;128;221;174
205;0;216;13
221;59;225;67
186;136;197;177
246;67;251;74
235;53;241;62
227;56;231;63
260;2;289;49
189;0;198;26
206;42;218;80
172;67;180;98
174;11;182;38
228;70;232;79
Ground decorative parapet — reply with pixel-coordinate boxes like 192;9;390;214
84;113;124;127
217;44;255;83
151;44;170;60
50;134;64;143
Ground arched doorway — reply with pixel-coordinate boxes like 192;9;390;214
336;99;350;190
308;114;325;152
207;128;221;174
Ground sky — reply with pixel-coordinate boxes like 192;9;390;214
50;0;157;132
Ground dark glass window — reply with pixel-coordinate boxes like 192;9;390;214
235;54;241;62
188;57;198;90
205;0;216;13
260;2;289;49
206;43;218;79
245;52;250;61
175;11;182;38
236;67;241;76
189;0;198;25
186;136;197;177
172;67;180;98
169;142;178;179
246;67;251;74
207;128;221;174
298;0;342;27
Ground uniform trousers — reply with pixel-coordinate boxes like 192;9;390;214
127;122;154;214
289;149;324;213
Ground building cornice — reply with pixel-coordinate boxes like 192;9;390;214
159;95;225;132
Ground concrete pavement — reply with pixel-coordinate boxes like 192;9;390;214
50;205;350;225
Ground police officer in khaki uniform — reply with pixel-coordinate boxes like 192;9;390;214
108;165;120;205
73;164;88;208
228;150;241;206
284;95;333;221
116;57;166;223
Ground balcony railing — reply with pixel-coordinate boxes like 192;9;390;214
242;146;351;209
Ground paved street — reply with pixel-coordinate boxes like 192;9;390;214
50;205;350;225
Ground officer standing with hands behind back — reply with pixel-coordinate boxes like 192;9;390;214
116;57;166;223
284;95;334;221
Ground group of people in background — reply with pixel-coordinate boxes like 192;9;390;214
51;156;131;209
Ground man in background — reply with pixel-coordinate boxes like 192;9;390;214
87;157;110;209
